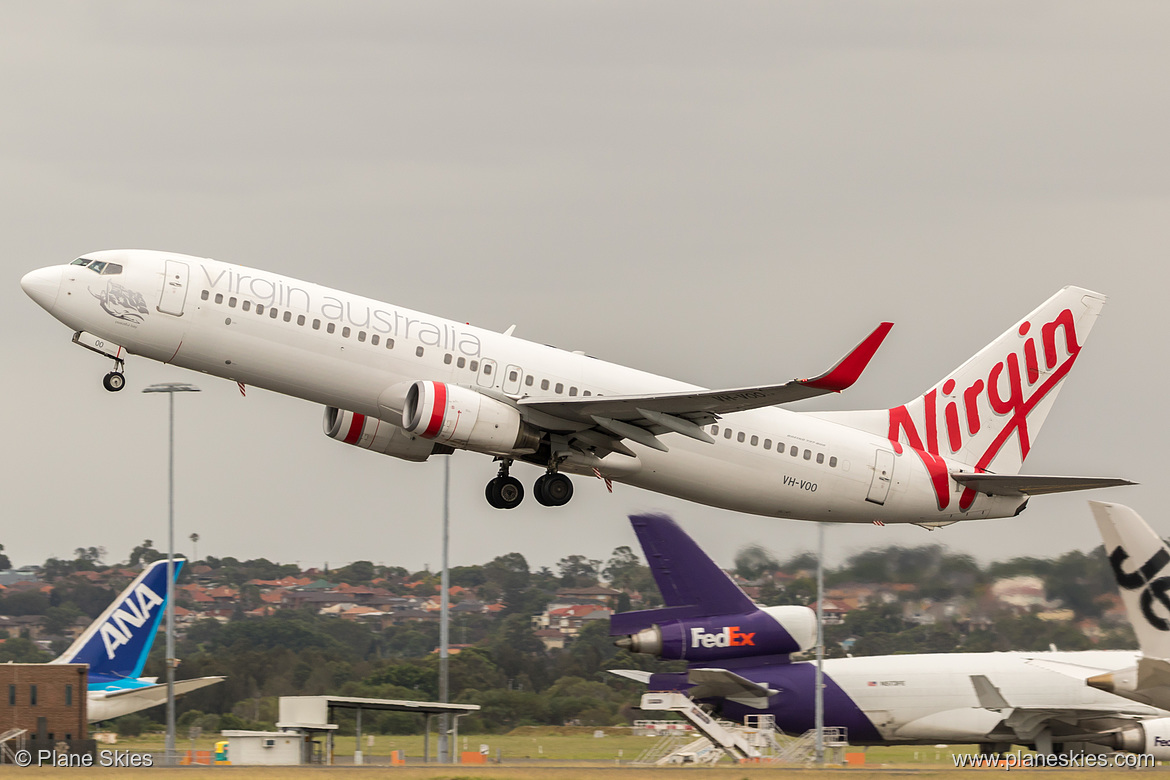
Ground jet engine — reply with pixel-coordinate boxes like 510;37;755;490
616;605;816;662
402;380;541;456
323;407;440;462
1114;717;1170;759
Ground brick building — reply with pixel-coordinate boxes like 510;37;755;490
0;664;94;759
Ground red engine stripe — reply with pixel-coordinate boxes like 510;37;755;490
344;413;366;444
423;382;447;438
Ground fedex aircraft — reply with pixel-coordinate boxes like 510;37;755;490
1083;502;1170;712
610;514;1170;757
51;559;223;721
21;251;1130;526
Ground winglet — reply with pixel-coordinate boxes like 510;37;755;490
801;322;893;392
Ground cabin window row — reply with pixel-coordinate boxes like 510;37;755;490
709;425;837;467
201;290;596;396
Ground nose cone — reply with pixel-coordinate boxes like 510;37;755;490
21;266;63;312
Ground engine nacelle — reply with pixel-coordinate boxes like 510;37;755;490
615;605;817;662
402;381;541;456
323;407;439;462
1115;717;1170;759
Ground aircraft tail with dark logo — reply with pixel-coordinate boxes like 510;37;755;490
1086;502;1170;709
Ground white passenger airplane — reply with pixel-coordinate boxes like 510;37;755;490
21;250;1130;526
1084;502;1170;711
611;513;1170;757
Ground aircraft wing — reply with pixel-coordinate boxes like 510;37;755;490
687;668;776;710
606;667;775;710
969;674;1151;743
950;473;1135;497
517;323;892;453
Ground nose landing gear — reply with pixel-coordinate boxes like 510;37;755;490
102;370;126;392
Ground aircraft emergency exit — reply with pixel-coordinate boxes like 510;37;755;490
21;250;1131;526
51;559;223;721
610;514;1170;757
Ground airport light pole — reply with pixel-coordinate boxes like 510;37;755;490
142;382;200;767
814;522;825;765
438;455;451;763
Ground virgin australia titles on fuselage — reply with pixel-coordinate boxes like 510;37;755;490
20;250;1130;526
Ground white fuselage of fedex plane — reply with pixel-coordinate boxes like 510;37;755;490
22;250;1062;524
820;650;1162;744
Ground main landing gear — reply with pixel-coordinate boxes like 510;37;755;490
486;461;525;510
484;460;574;510
534;472;573;507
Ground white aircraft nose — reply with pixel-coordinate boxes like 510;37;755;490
21;266;62;312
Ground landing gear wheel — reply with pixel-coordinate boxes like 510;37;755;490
102;372;125;392
485;476;524;510
534;473;573;507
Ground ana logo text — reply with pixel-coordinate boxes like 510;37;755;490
1109;545;1170;632
690;626;755;649
100;583;164;659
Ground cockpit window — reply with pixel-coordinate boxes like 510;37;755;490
70;258;121;274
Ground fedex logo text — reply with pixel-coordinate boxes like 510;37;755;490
100;583;164;660
690;626;755;649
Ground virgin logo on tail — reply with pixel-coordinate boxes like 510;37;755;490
887;309;1081;512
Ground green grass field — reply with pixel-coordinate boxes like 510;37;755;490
97;727;1059;766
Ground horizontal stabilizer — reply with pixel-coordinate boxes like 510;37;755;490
608;669;652;684
951;473;1134;497
97;677;225;700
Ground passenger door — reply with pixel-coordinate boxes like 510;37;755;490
157;259;189;316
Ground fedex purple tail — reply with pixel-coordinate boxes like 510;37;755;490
610;514;816;662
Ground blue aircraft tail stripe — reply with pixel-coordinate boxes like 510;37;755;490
54;559;183;683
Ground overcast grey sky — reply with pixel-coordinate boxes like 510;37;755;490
4;2;1168;575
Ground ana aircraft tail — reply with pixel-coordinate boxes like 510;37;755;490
53;559;181;686
821;286;1106;476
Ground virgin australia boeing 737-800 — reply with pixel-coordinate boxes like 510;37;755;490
21;250;1129;526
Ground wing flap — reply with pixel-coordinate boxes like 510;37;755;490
951;473;1135;497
